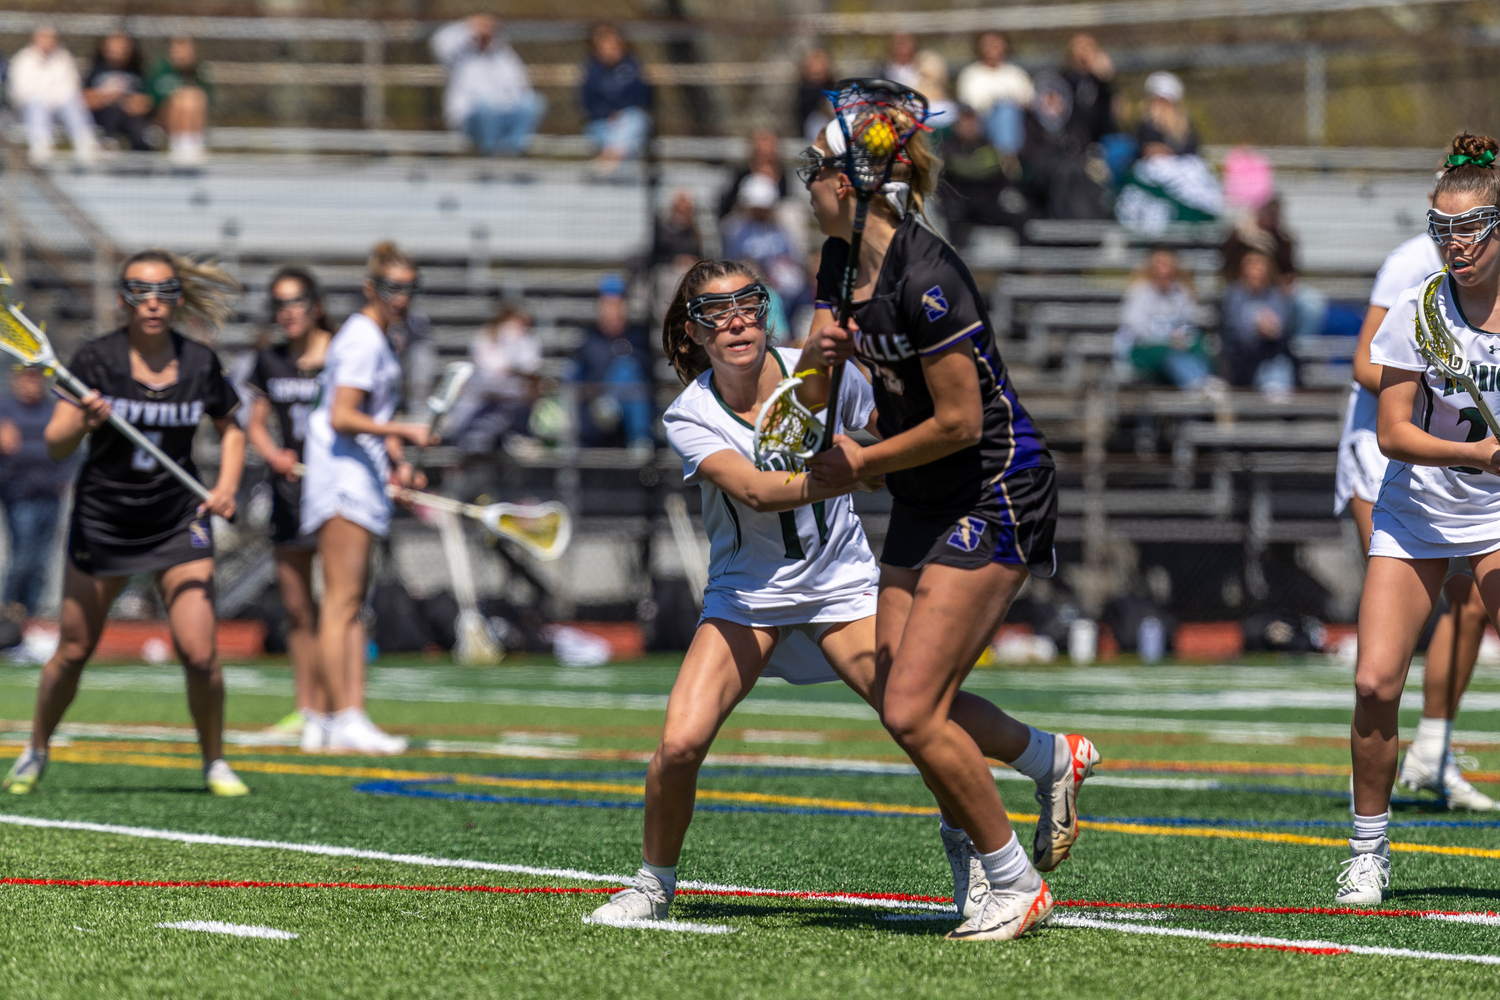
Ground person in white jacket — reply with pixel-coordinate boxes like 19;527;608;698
9;26;98;166
430;15;546;157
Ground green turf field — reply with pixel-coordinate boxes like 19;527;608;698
1;654;1498;999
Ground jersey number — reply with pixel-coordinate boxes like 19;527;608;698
872;363;904;395
1453;406;1488;475
131;430;164;472
778;502;830;560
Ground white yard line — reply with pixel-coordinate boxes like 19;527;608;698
157;920;298;940
582;916;734;934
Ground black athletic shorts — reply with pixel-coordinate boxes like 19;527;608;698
67;513;215;577
269;482;318;550
880;464;1057;577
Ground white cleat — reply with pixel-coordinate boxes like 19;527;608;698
300;712;331;753
2;747;45;794
1033;733;1101;872
327;709;408;755
1334;837;1390;905
590;869;673;923
1397;750;1496;811
945;871;1054;942
940;825;987;920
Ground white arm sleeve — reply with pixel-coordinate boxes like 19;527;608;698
664;405;735;485
333;325;385;393
1368;290;1425;372
430;20;472;66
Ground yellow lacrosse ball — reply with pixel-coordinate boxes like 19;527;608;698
861;119;897;157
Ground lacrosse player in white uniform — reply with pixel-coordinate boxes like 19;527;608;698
593;260;1084;926
1341;131;1500;904
1340;219;1495;813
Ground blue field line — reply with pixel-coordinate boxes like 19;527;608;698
351;780;927;819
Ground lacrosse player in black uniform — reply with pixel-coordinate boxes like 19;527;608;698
798;114;1097;941
245;266;335;750
3;250;249;796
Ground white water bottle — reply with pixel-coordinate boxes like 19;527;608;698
1068;618;1097;665
1138;616;1165;663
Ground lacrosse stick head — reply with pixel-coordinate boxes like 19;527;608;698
0;266;57;372
426;361;475;426
753;375;825;473
823;78;931;197
1415;270;1471;380
479;501;571;561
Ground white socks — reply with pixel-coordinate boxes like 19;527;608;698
977;832;1036;890
1410;716;1452;765
1009;727;1057;784
640;861;677;895
1351;811;1389;845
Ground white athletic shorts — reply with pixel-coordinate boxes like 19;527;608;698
300;483;393;539
1369;508;1500;566
700;590;877;685
1335;427;1387;515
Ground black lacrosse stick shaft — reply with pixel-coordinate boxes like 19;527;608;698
819;194;872;453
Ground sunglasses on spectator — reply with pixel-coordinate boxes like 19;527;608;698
119;278;184;306
372;276;419;302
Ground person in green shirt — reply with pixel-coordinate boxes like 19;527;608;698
146;36;212;166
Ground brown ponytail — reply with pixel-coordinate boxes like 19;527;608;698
367;239;416;276
661;259;762;386
1435;131;1500;206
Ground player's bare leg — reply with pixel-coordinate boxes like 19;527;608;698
159;558;246;796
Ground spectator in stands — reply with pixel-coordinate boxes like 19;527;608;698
84;31;152;152
1115;248;1216;392
1136;71;1199;158
432;15;545;158
939;104;1033;248
1061;33;1116;148
147;36;212;166
649;189;705;330
884;32;921;91
449;304;543;453
955;31;1032;156
796;47;836;142
580;23;652;172
914;50;958;134
1222;195;1328;340
9;26;99;166
1021;71;1110;219
717;128;787;221
1220;249;1298;395
0;368;70;615
723;174;808;330
572;274;654;452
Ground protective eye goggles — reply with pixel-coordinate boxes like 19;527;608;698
796;146;843;188
119;278;184;306
372;275;419;302
686;283;770;329
1427;206;1500;247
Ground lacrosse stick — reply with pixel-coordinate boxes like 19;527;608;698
817;78;929;452
663;493;707;609
0;266;213;503
434;508;502;664
392;487;571;561
415;360;474;462
752;370;825;474
1414;270;1500;440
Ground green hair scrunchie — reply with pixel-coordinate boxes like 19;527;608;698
1447;149;1497;168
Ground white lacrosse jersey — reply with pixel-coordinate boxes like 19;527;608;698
664;348;879;625
1335;234;1443;513
1370;274;1500;544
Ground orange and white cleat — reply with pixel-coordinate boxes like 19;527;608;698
945;874;1054;942
1032;733;1101;872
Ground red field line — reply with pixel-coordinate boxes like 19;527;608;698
11;877;1497;924
1214;942;1349;956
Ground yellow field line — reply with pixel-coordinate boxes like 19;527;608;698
42;747;1500;859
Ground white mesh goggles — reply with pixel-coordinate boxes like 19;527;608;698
1427;206;1500;247
687;282;770;329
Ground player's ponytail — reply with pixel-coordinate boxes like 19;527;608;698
661;258;761;386
1435;131;1500;205
892;126;940;219
367;239;416;277
119;248;241;328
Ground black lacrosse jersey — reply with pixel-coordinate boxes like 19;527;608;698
815;215;1052;515
68;329;239;547
246;342;322;509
